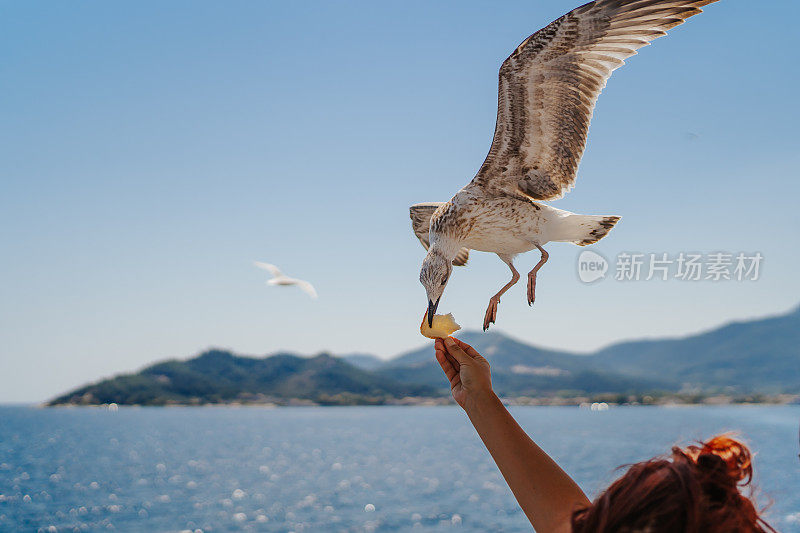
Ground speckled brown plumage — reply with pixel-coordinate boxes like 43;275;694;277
473;0;719;201
410;203;470;266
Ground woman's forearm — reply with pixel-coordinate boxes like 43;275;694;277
465;391;590;533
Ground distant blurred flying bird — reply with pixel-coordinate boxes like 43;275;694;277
254;261;318;299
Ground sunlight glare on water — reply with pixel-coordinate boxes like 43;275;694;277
0;405;797;532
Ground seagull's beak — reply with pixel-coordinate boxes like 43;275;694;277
427;298;440;327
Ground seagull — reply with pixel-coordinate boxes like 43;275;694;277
411;0;718;331
254;261;318;299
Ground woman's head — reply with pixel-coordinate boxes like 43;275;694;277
571;434;774;533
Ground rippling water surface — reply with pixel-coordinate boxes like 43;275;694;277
1;405;798;532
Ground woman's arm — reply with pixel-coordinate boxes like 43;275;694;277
435;337;589;533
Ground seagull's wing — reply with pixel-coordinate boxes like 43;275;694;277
409;203;443;249
254;261;283;278
295;280;318;299
470;0;718;201
409;203;470;266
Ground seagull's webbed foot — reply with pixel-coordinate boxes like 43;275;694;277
483;297;500;331
527;272;536;306
527;244;549;307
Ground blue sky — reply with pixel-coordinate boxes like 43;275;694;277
1;0;798;403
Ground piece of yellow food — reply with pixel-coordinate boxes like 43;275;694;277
420;311;461;339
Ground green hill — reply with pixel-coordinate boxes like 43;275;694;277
48;350;436;406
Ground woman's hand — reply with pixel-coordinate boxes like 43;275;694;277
434;336;493;410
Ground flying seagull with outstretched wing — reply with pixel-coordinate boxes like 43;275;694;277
254;261;318;299
411;0;719;330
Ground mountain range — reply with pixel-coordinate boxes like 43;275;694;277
48;304;800;406
48;351;435;406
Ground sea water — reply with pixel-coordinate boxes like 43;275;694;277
0;405;798;532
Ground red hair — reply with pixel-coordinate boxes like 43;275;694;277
571;434;775;533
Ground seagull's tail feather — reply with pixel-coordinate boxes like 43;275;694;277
556;214;621;246
572;215;619;246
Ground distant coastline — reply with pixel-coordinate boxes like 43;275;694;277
48;392;800;408
46;305;800;408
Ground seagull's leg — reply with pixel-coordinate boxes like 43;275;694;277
483;255;520;331
527;243;549;306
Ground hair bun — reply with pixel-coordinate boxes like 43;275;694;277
686;434;753;485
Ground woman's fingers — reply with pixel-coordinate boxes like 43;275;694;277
449;374;462;394
443;337;472;365
436;338;460;371
452;337;481;359
435;345;458;383
444;349;460;373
